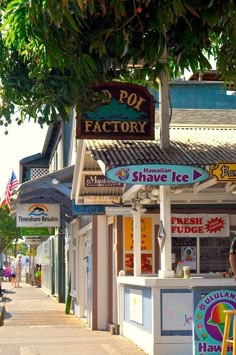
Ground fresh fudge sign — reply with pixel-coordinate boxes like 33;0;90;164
171;214;229;237
194;289;236;355
106;164;209;185
76;82;155;140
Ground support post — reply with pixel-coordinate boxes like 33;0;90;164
133;207;141;276
158;45;174;278
158;186;174;278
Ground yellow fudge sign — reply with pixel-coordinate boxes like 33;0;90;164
210;162;236;181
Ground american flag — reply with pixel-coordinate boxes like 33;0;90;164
0;170;19;211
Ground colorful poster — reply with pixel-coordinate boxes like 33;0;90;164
162;292;192;332
124;217;153;274
125;253;152;274
124;217;152;251
194;289;236;354
181;246;196;269
130;288;143;324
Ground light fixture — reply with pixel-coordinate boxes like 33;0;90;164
172;187;183;194
151;188;159;197
52;178;59;185
141;197;151;204
148;193;157;201
137;189;147;199
140;207;147;213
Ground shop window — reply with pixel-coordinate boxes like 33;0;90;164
172;238;197;273
199;237;230;273
172;237;231;274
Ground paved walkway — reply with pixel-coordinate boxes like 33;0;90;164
0;281;146;355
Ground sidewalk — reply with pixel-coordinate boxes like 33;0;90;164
0;280;146;355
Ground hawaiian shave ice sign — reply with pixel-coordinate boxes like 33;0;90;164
106;164;209;185
194;289;236;355
76;82;155;140
16;204;60;227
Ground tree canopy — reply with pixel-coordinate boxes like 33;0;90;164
0;206;21;253
0;0;235;129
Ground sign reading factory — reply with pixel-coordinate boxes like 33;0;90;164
16;204;60;227
211;162;236;182
76;82;155;140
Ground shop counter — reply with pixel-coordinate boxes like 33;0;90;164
117;275;236;355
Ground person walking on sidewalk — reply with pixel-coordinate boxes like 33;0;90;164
10;258;16;287
15;254;22;288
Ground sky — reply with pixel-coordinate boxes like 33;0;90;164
0;120;48;196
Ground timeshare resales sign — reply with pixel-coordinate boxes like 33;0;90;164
16;203;60;227
106;164;209;185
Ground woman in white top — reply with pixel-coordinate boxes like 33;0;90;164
15;254;22;288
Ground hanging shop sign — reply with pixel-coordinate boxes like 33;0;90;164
76;82;155;140
23;238;42;245
16;203;60;227
171;214;230;237
106;164;209;185
83;195;121;205
72;201;105;215
210;162;236;182
85;175;123;187
21;227;55;236
194;289;236;355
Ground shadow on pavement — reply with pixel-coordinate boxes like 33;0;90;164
3;311;12;320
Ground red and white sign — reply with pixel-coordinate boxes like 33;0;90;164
171;214;229;237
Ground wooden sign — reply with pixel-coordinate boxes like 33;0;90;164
76;82;155;140
85;175;123;187
210;162;236;181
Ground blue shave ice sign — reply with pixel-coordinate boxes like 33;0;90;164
106;164;209;185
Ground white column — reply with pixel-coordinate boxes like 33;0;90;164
158;185;174;278
133;208;141;276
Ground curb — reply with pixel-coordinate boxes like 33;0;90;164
0;290;6;326
0;302;5;326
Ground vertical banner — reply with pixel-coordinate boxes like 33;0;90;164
124;217;152;274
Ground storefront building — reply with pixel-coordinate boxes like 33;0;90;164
71;95;236;354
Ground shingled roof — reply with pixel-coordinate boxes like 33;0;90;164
86;124;236;169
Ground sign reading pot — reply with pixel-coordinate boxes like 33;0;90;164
106;164;209;185
76;82;155;140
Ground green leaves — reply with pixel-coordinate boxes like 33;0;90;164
0;206;21;253
0;0;235;128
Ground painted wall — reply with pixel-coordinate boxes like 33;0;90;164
152;82;236;109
